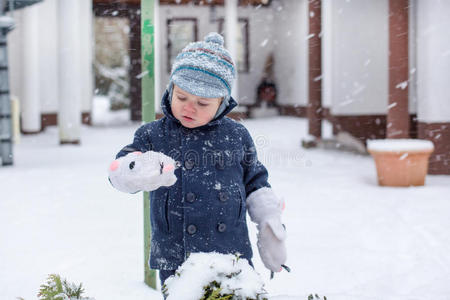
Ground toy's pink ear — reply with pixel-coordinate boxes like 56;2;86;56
132;151;142;155
109;160;120;171
162;164;175;173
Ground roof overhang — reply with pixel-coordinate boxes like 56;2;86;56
3;0;43;12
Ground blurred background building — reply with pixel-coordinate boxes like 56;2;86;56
2;0;449;174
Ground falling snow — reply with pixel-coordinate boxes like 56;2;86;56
395;81;408;90
260;39;269;47
1;103;449;300
387;102;397;110
214;182;222;190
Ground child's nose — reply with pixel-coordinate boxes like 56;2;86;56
183;101;195;113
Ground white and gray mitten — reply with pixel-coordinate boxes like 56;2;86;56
247;187;288;274
108;151;177;193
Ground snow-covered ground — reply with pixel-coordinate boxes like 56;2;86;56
1;99;450;300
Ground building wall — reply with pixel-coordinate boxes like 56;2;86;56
321;0;332;109
7;0;93;126
408;0;418;114
157;3;276;110
323;0;389;116
416;0;450;174
272;0;309;107
416;0;450;123
158;1;310;110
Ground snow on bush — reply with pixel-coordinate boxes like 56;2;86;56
162;252;268;300
18;274;95;300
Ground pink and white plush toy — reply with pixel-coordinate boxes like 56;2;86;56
108;151;177;193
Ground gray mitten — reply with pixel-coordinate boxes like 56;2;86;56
246;187;287;273
257;217;287;273
108;151;177;193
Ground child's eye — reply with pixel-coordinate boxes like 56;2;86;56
177;96;186;101
198;102;209;107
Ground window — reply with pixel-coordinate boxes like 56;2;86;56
218;18;250;73
167;18;198;73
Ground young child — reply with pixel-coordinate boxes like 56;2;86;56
108;32;287;286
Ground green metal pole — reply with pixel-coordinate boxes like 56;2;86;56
141;0;156;289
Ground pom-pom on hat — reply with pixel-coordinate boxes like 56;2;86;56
169;32;236;116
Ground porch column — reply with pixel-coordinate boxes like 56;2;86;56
387;0;409;138
308;0;322;138
225;0;239;100
58;0;81;144
417;0;450;174
141;0;156;289
21;5;41;133
80;0;93;125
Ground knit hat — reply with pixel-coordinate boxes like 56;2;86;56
169;32;236;118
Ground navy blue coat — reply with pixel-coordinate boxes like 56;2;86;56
116;91;270;270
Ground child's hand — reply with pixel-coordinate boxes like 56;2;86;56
108;151;177;193
257;217;287;273
246;187;289;274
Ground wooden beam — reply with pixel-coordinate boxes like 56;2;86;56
129;7;142;121
308;0;322;138
387;0;409;138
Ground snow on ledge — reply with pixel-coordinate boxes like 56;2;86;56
0;16;15;27
367;139;434;153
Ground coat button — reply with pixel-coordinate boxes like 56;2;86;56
185;159;195;169
187;224;197;235
186;192;196;203
217;222;227;233
218;192;228;202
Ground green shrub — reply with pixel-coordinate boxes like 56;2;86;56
36;274;93;300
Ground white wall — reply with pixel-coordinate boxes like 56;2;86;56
416;0;450;123
157;3;275;110
79;0;94;114
272;0;309;106
38;0;58;113
322;0;332;109
409;0;417;114
323;0;389;116
21;3;41;132
7;0;93;119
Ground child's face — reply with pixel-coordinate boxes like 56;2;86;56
171;85;222;128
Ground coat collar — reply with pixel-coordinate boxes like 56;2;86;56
160;89;238;129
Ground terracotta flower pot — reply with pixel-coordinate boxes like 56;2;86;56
367;139;434;187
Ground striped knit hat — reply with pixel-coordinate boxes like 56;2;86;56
169;32;236;118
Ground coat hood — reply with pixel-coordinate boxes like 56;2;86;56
160;89;238;128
